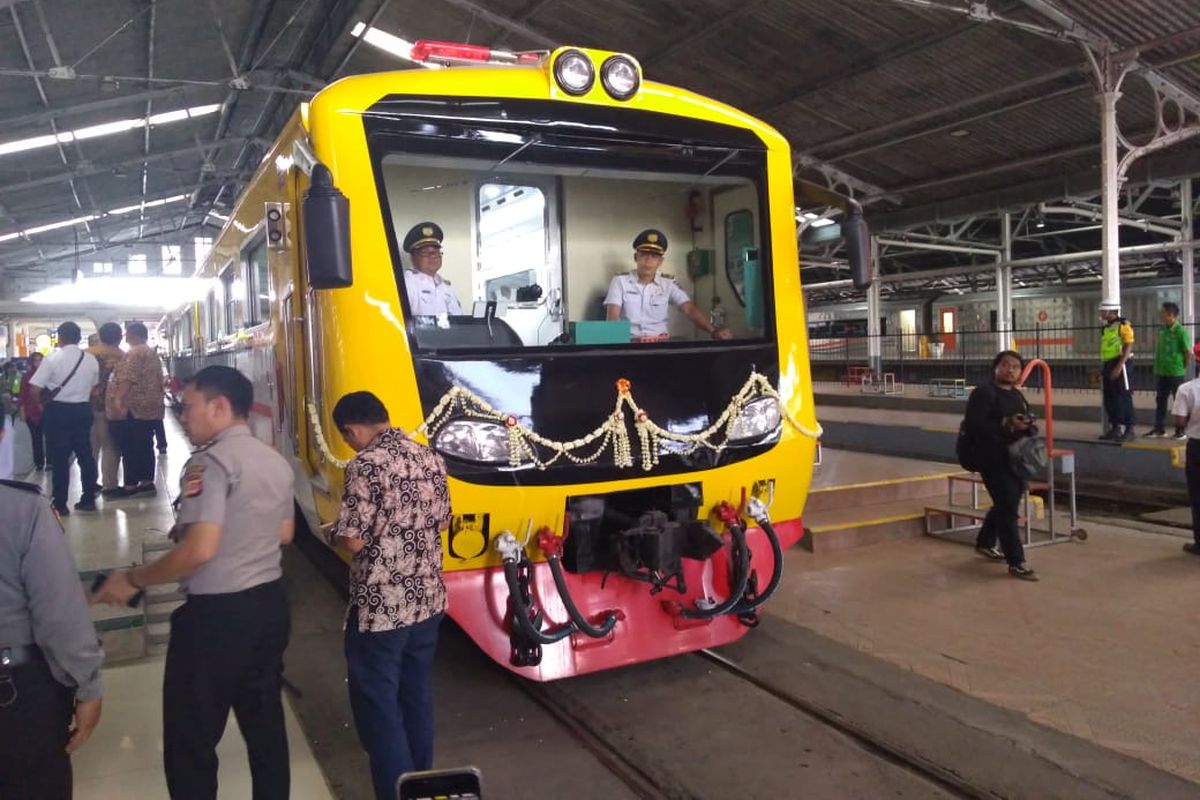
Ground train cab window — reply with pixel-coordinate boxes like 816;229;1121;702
370;118;770;353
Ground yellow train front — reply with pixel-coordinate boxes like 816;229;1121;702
170;43;824;680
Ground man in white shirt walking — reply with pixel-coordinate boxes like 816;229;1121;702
29;322;100;515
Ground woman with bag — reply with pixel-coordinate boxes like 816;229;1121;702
960;350;1039;581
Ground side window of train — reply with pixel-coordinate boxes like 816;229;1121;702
219;263;238;335
206;289;219;345
244;235;270;326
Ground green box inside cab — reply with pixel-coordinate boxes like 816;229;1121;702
571;320;631;344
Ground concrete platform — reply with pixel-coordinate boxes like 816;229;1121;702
768;520;1200;784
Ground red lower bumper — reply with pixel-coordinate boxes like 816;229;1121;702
444;518;803;681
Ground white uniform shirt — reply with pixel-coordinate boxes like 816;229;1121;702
28;345;99;403
404;269;462;316
604;273;691;338
1172;378;1200;439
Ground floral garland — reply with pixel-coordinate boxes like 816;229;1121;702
307;372;821;472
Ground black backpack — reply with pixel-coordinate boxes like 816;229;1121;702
955;421;979;472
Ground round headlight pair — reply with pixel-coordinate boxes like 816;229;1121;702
552;50;640;101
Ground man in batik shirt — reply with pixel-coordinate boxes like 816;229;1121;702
326;391;452;800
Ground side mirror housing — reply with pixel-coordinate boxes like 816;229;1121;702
303;164;352;289
841;201;873;290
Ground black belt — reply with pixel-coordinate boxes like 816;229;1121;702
0;644;40;669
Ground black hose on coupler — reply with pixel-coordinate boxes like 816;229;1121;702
547;555;619;638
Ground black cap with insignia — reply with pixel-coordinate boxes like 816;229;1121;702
403;222;444;253
633;228;667;254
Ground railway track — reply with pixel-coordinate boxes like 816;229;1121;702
512;644;985;800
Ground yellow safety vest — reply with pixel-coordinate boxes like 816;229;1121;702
1100;321;1125;361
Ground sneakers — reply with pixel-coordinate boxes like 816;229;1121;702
1099;428;1119;441
975;545;1005;561
1174;431;1189;441
74;499;98;512
1184;543;1200;556
1144;429;1166;438
1118;428;1137;441
129;483;157;497
1009;563;1039;581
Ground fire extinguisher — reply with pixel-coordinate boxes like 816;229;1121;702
686;190;704;232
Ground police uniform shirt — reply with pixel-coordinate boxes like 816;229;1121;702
604;272;691;338
175;424;293;595
28;344;99;403
404;269;463;316
0;482;103;700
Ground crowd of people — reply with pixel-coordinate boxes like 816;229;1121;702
957;299;1200;580
1;320;453;800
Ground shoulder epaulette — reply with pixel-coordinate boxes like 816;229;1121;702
0;479;42;494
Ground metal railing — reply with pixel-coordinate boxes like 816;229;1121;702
809;323;1197;391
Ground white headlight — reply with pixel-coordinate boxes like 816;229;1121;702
553;49;594;96
435;420;516;464
728;397;782;443
600;55;640;100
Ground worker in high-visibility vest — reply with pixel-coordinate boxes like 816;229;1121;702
1099;301;1135;441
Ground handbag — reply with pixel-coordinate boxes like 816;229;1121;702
38;351;86;404
1008;435;1048;480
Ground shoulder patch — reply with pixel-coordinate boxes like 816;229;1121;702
182;463;205;498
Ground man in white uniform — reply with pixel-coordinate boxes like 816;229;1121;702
1172;375;1200;558
605;229;733;341
401;222;462;316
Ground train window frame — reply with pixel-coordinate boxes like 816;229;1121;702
205;288;220;348
242;229;271;328
219;261;238;336
364;101;775;356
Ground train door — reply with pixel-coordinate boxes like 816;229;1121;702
939;306;957;351
473;178;563;345
711;185;760;336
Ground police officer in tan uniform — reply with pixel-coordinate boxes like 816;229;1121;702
0;410;104;799
95;365;294;799
402;221;463;316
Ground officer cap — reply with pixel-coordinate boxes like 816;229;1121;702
633;229;667;254
403;222;444;254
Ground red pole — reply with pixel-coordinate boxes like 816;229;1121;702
1017;358;1053;454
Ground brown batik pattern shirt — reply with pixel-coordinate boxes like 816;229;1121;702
328;427;452;632
108;343;164;420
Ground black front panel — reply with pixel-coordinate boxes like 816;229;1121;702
416;344;779;486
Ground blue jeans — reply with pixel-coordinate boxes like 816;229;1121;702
344;609;442;800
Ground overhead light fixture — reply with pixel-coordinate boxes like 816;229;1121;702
949;129;970;138
0;103;221;159
0;192;189;243
1035;216;1046;229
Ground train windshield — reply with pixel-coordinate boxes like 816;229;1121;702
364;97;773;353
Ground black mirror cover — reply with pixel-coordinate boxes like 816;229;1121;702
842;202;873;290
303;164;353;289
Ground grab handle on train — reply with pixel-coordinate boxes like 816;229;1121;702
303;163;353;289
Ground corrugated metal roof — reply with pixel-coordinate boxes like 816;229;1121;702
2;0;1199;285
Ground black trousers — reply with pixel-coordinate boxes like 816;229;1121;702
1154;375;1186;431
28;419;45;468
0;655;75;800
113;417;156;486
43;401;97;507
153;418;168;451
1187;440;1200;547
976;463;1026;567
1101;358;1135;429
164;579;291;800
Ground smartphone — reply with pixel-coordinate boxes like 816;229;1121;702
90;572;145;608
397;767;482;800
